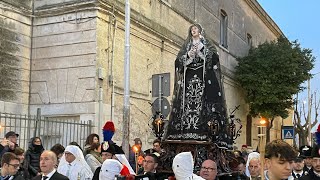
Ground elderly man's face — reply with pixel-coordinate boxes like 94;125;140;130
248;159;261;177
200;160;217;180
40;151;56;175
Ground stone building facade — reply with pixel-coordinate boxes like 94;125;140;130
0;0;292;149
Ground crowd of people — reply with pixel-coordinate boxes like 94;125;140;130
229;140;320;180
1;122;320;180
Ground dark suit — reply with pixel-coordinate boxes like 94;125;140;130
32;171;69;180
245;176;261;180
303;166;313;174
300;170;320;180
291;170;308;179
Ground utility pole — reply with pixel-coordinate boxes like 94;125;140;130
307;78;311;146
122;0;131;159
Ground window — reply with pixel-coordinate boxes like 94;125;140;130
220;10;228;48
247;33;252;47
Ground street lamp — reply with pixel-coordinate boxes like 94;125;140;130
258;116;267;180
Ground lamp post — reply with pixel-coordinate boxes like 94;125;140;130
122;0;131;159
258;117;267;180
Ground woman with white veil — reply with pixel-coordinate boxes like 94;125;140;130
57;145;93;180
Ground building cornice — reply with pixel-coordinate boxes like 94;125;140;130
244;0;284;38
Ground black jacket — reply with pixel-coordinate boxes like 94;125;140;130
303;166;313;174
292;170;308;179
300;170;320;180
92;166;101;180
32;171;69;180
24;137;44;178
0;171;24;180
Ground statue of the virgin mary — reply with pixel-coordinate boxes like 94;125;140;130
165;24;228;143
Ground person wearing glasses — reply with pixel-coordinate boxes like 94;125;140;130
57;145;93;180
0;152;23;180
142;154;159;174
200;159;217;180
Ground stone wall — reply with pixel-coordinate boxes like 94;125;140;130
0;1;32;114
29;1;98;135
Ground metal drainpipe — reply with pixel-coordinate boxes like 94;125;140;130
111;19;117;122
28;0;35;116
99;87;103;136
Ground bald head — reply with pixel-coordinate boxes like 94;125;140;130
200;159;217;180
40;150;58;175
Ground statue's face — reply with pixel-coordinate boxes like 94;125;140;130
190;26;200;38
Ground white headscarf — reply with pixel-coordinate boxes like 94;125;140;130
99;159;123;180
172;152;204;180
57;145;93;179
245;152;260;177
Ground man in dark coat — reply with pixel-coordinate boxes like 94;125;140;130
300;144;320;180
0;131;19;161
291;156;308;179
32;150;69;180
299;145;313;173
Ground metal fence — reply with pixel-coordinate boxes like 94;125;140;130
0;108;94;150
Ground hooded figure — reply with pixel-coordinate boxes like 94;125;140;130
99;159;123;180
165;24;229;147
24;137;44;179
57;145;93;180
245;152;260;177
172;152;204;180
